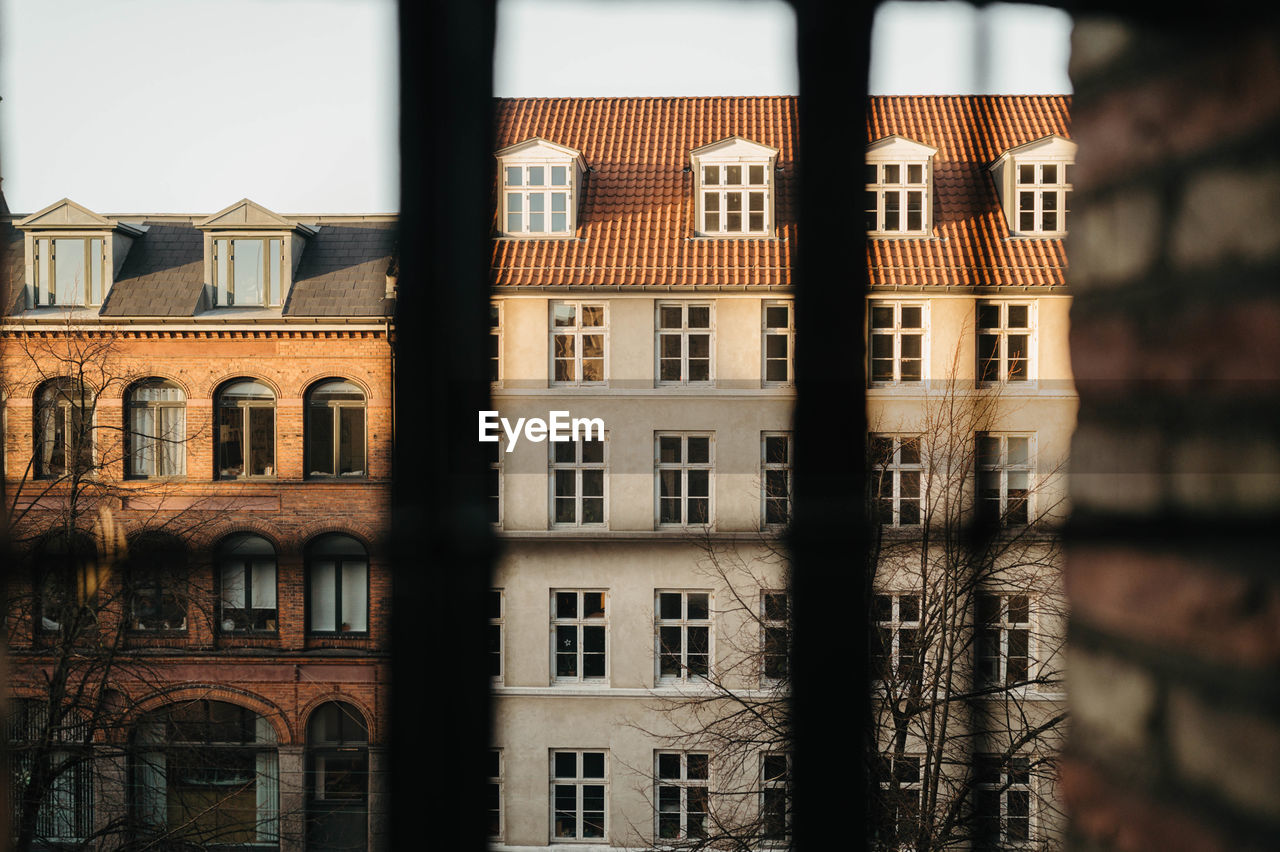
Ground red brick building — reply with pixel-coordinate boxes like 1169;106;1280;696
2;198;394;851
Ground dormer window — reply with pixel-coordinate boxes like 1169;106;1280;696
691;137;778;237
990;135;1077;237
16;199;144;310
495;139;584;238
196;199;314;310
865;137;937;237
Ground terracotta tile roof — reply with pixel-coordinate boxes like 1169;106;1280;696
867;95;1071;288
490;95;1071;289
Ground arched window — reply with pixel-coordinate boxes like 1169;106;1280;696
133;700;279;848
306;379;367;477
34;378;93;479
126;379;186;478
125;532;188;633
34;532;99;635
306;701;369;850
216;379;275;479
8;699;93;844
217;534;278;633
306;535;368;635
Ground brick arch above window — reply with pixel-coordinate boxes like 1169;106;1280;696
122;372;194;400
207;372;283;399
301;524;380;557
195;520;289;555
299;372;374;399
129;683;296;745
298;694;380;745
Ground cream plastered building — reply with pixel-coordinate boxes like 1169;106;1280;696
486;96;1076;851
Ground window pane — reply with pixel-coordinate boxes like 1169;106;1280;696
907;163;923;184
556;591;578;619
528;166;544;186
687;437;709;464
1019;164;1036;184
54;239;86;305
222;564;246;609
506;166;522;187
268;239;281;305
248;406;274;476
89;238;103;304
551;165;567;185
252;560;277;609
883;164;900;183
726;165;742;185
703;165;719;185
233;239;265;306
341;563;368;632
338;407;365;475
308;405;335;475
217;406;244;478
310;561;337;632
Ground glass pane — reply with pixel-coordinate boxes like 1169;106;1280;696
658;753;680;780
248;406;274;476
659;436;682;463
554;752;577;778
528;166;544;186
36;239;50;304
551;165;567;185
688;593;708;619
583;592;605;618
268;239;281;305
749;164;765;184
907;163;923;183
1042;163;1058;183
1007;437;1029;466
581;439;604;464
253;560;277;609
506;166;522;187
687;437;709;464
660;306;683;329
556;592;578;619
217;406;245;478
89;238;103;304
310;561;337;631
1019;163;1036;184
765;435;788;464
688;306;710;328
883;164;900;183
222;563;246;609
703;165;719;185
341;562;368;631
871;306;894;328
726;165;741;185
659;593;682;620
54;239;85;305
338;406;365;475
233;239;265;306
765;305;789;328
308;405;335;475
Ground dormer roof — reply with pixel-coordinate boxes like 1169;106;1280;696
16;198;145;236
196;199;317;237
690;136;779;161
495;137;585;165
866;135;939;159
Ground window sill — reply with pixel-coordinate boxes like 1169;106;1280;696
216;475;279;482
126;629;190;637
494;234;578;241
687;233;780;240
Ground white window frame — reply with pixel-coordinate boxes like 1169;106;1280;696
489;301;502;383
502;162;575;236
656;302;714;385
655;432;715;527
488;748;504;841
551;590;609;684
760;752;791;843
488;589;504;683
550;433;607;527
762;300;794;386
869;300;927;386
32;236;107;307
761;432;793;529
871;434;922;527
976;593;1033;688
1014;161;1073;236
655;751;711;842
212;236;285;308
761;591;790;684
873;592;921;684
976;301;1036;385
697;162;772;236
550;301;608;385
975;753;1034;847
655;590;712;683
550;749;609;842
976;433;1035;526
878;753;923;847
865;161;931;236
487;439;503;527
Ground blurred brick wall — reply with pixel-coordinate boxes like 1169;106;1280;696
1065;16;1280;852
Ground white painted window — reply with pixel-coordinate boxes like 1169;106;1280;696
762;432;793;528
761;591;790;683
976;433;1033;526
488;590;504;682
1017;161;1073;234
656;433;714;526
657;302;714;384
977;301;1034;384
212;237;283;307
976;593;1031;687
487;749;504;840
33;237;106;307
504;163;573;235
700;163;770;235
865;162;929;235
871;434;922;527
127;379;186;478
551;302;607;384
551;590;608;682
869;301;925;384
656;591;711;682
487;439;502;526
761;753;791;842
551;749;608;841
489;302;502;383
975;754;1032;846
655;751;710;841
762;300;794;385
551;434;606;526
873;593;921;683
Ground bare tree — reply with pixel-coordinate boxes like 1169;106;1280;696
2;319;296;851
628;344;1068;852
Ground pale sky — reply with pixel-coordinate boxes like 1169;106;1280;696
0;0;1070;215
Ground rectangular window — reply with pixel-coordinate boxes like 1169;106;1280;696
976;433;1033;525
872;593;921;684
487;440;502;526
213;238;283;307
869;301;925;384
1017;161;1072;234
33;237;105;307
657;303;713;384
975;754;1032;849
551;435;606;526
129;571;187;633
308;560;369;634
701;162;769;235
977;301;1033;383
656;752;710;841
488;590;504;682
551;302;607;384
762;432;792;528
656;433;713;526
875;753;922;848
976;593;1031;687
761;753;791;841
762;300;794;384
489;302;502;382
487;749;503;840
865;161;928;234
505;164;573;235
655;591;711;682
551;750;607;840
871;434;922;526
219;561;277;632
761;591;790;682
552;591;608;683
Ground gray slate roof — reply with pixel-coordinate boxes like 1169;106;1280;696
2;217;396;319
